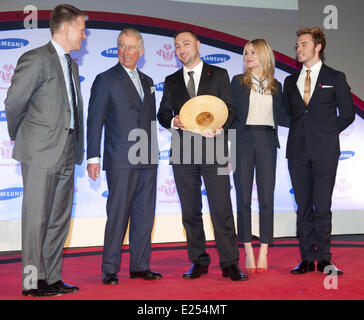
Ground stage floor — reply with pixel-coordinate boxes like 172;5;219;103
1;237;364;300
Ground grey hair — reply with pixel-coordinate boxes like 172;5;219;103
117;28;144;49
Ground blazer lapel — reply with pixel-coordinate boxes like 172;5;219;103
237;84;251;123
115;63;143;109
291;72;302;102
71;61;83;110
196;62;211;95
173;69;190;105
139;70;150;109
290;72;307;109
307;64;326;107
47;42;69;109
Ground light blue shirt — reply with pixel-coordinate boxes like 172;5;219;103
51;38;77;129
121;64;144;100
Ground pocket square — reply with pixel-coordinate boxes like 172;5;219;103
150;86;156;94
321;85;334;88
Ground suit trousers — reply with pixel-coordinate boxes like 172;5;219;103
21;134;75;290
288;157;338;262
102;168;157;274
233;129;277;244
172;164;239;269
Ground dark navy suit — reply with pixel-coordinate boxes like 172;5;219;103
231;76;289;244
283;63;355;262
87;63;158;274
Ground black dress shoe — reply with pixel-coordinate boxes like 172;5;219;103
222;265;249;281
130;269;163;280
290;260;315;274
183;263;208;279
102;273;119;285
317;261;343;275
49;281;79;294
22;280;62;297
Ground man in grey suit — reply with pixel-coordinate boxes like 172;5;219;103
5;4;87;297
87;28;162;285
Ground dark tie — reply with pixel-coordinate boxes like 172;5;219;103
64;53;79;141
187;71;196;98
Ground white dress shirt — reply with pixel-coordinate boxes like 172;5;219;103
296;60;322;100
246;76;274;127
171;60;204;129
182;60;203;95
51;38;77;130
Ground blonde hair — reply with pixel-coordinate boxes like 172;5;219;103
240;39;277;95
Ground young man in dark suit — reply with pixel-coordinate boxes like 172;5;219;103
284;27;355;275
158;29;248;281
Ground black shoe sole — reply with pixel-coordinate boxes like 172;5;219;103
222;273;249;281
22;290;63;297
290;268;315;274
182;270;208;279
102;280;118;285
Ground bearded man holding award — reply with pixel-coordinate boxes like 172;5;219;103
157;29;248;281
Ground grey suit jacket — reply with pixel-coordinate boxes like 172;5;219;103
5;41;84;168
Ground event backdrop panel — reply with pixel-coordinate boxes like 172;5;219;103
0;22;363;225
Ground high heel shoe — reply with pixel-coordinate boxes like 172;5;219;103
256;248;268;273
246;267;257;274
256;267;268;274
243;242;256;274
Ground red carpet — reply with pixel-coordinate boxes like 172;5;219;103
1;240;364;300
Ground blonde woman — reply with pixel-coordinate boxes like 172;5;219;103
230;39;289;273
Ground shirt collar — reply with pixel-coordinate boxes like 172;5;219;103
302;59;322;75
183;60;203;76
120;63;138;75
51;38;67;57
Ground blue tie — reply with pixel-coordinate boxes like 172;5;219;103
130;70;144;100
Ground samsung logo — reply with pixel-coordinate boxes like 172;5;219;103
0;187;24;200
0;110;6;121
155;82;164;91
289;188;294;194
339;151;355;160
79;75;85;82
0;38;29;50
201;54;230;64
101;48;118;58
